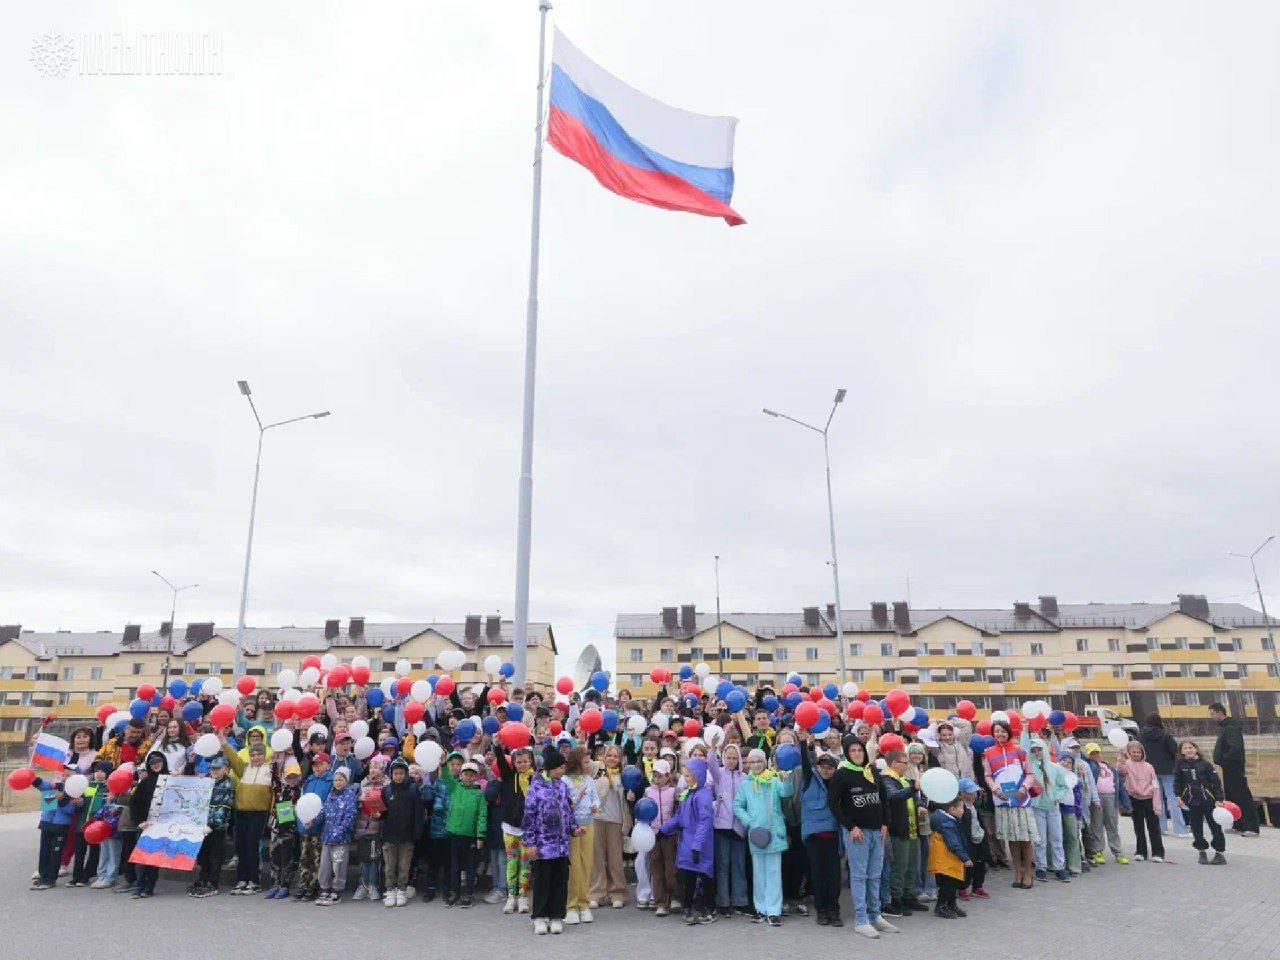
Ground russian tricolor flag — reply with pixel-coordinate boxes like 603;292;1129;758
32;732;69;772
548;30;744;226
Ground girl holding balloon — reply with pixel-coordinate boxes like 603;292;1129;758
589;743;630;909
1173;740;1227;864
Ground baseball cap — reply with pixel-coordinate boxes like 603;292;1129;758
311;752;331;765
461;761;480;774
1083;742;1101;756
958;777;979;794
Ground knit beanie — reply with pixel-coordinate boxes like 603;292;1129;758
541;745;565;772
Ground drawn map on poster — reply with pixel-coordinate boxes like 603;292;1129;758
128;775;213;871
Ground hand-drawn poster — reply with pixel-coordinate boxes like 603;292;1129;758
129;775;213;871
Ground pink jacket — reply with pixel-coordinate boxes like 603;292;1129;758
645;782;679;830
1116;757;1161;814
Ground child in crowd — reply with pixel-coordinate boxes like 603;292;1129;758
31;774;78;890
353;754;388;902
419;756;455;901
523;745;578;934
590;743;629;909
645;758;680;915
830;734;893;939
562;747;599;924
90;780;126;889
68;761;110;886
194;754;235;897
708;741;749;918
928;798;972;919
1083;742;1129;864
494;744;535;914
316;765;359;904
128;751;168;898
797;733;842;927
956;778;989;899
1173;740;1227;865
660;756;715;925
441;757;487;907
295;751;333;900
733;747;792;928
380;758;423;905
882;749;925;917
1116;740;1164;862
264;758;301;899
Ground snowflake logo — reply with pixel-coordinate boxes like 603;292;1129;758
30;33;77;77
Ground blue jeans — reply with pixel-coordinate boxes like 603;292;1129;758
96;837;121;883
844;830;884;926
1157;774;1190;834
714;831;748;908
490;845;508;897
1032;806;1065;872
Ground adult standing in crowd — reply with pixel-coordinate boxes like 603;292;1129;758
1209;703;1259;836
1138;714;1189;837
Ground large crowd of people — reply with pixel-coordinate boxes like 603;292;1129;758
13;658;1253;939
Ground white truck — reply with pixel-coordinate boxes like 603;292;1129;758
1081;706;1140;738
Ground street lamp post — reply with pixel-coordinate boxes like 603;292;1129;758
234;380;331;678
1230;537;1280;728
152;571;196;690
715;555;724;667
764;389;849;684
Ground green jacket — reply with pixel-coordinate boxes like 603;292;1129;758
440;769;488;839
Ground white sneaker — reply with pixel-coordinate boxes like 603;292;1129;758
518;896;531;914
579;908;594;923
384;889;397;907
484;888;506;904
655;907;669;916
90;879;113;889
873;917;899;933
1133;854;1147;861
367;887;380;903
550;920;564;935
670;899;682;910
534;919;549;936
395;889;406;907
855;923;880;939
504;896;517;914
612;899;625;909
404;885;415;899
1152;856;1164;863
353;883;367;901
565;909;580;925
588;900;599;909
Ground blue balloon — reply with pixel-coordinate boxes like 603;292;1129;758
725;690;747;713
633;797;658;824
151;691;164;707
499;662;515;678
679;665;693;681
734;686;750;700
912;707;928;727
590;671;609;693
189;679;203;697
784;692;803;710
367;688;385;708
823;683;839;701
811;710;831;734
684;694;700;710
129;698;149;719
621;765;646;793
455;719;477;743
482;716;501;735
716;680;734;699
775;744;801;771
381;704;396;724
1048;710;1065;726
787;673;802;687
182;700;203;723
969;735;995;752
427;674;440;689
505;702;524;723
168;678;187;698
602;709;619;732
762;694;779;712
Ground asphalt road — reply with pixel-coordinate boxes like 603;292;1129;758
2;813;1277;960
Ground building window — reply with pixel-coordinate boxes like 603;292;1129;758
944;642;957;656
25;666;36;680
369;658;384;673
268;661;284;675
1034;669;1047;683
1030;643;1044;656
848;643;861;657
1174;637;1188;650
1108;638;1121;652
945;668;959;682
1241;691;1256;705
1076;638;1089;652
1002;669;1016;683
1207;664;1222;678
744;647;758;660
1151;664;1165;678
850;669;864;682
1263;637;1276;650
1156;692;1172;707
880;643;894;657
90;667;103;680
659;648;674;661
1269;663;1279;678
86;692;98;706
881;669;895;682
131;662;144;675
630;674;644;686
690;647;704;661
775;648;789;662
917;641;929;655
57;692;70;706
184;661;198;675
1227;637;1241;651
209;662;223;674
1185;691;1201;705
919;668;932;682
1204;636;1217;650
1112;665;1125;679
805;647;819;661
629;648;644;662
1239;663;1249;677
999;642;1013;656
61;667;74;680
1080;665;1093;679
1116;691;1130;705
19;693;32;705
0;667;11;680
1146;637;1158;651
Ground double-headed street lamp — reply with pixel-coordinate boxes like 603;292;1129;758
764;388;849;683
152;570;196;689
1230;536;1280;689
234;380;330;677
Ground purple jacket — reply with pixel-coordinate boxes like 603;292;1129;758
660;758;714;877
708;746;746;835
521;773;575;861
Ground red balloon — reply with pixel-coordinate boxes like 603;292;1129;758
107;767;133;794
1223;800;1242;819
781;683;799;697
794;702;821;729
7;768;35;791
649;667;666;684
83;820;111;845
301;655;322;670
548;720;563;736
683;718;702;738
487;687;507;705
395;677;413;697
136;683;156;701
955;699;977;721
863;703;884;725
403;701;425;724
208;704;236;729
975;719;993;736
578;708;603;734
499;721;533;749
236;676;256;696
1062;712;1079;732
877;733;905;755
556;676;574;695
328;665;351;688
295;694;320;720
808;688;824;702
434;676;455;697
1007;711;1022;735
682;682;701;697
855;689;871;702
274;700;296;721
817;698;836;717
160;695;176;712
885;688;910;715
846;701;865;720
351;665;371;686
95;703;118;725
1029;714;1047;732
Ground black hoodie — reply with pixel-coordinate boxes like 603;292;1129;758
129;751;168;823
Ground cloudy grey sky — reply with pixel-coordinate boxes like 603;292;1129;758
3;2;1278;674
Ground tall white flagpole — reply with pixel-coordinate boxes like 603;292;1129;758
513;0;552;686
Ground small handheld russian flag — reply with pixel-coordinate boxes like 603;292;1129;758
32;732;70;772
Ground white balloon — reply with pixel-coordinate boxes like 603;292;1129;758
270;729;293;752
349;720;369;741
627;714;648;735
703;723;724;747
296;792;323;824
412;721;427;737
218;689;242;707
1107;728;1131;749
106;711;131;731
64;774;89;798
354;736;375;760
380;677;395;697
896;707;915;723
841;682;858;699
410;680;431;703
694;662;711;678
282;687;302;704
202;676;223;696
194;733;221;758
276;668;298;690
990;710;1010;725
483;654;503;675
702;675;719;695
414;740;444;773
920;768;959;803
320;653;338;671
395;659;412;677
448;649;467;671
299;667;320;688
351;655;370;670
630;822;656;854
308;723;329;742
651;712;670;731
1212;806;1235;829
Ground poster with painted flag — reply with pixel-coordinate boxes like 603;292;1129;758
128;775;213;871
31;732;69;771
